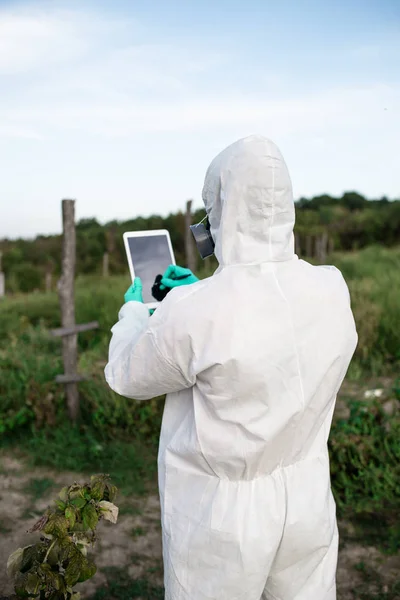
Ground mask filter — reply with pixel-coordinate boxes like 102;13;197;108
190;217;215;259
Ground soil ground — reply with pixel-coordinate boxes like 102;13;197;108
0;452;399;599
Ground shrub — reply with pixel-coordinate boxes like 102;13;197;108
330;397;400;515
7;475;118;600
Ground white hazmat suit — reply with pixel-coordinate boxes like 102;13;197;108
105;135;358;600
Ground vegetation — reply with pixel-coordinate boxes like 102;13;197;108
7;475;118;599
1;192;400;294
0;245;399;597
88;568;164;600
330;394;400;553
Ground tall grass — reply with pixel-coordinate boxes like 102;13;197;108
333;245;400;371
1;246;399;514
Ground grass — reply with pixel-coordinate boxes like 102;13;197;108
88;567;164;600
329;394;400;517
131;526;145;537
23;477;55;501
351;513;400;555
353;562;400;600
0;520;12;534
0;245;399;530
118;504;143;517
9;423;158;496
332;245;400;371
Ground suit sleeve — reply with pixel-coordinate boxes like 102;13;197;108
104;292;196;400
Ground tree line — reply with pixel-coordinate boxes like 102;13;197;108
1;191;399;293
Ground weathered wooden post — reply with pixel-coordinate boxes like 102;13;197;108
295;234;301;257
320;231;328;263
185;199;196;272
51;200;100;422
314;237;320;261
45;262;53;293
305;236;312;258
0;251;4;299
315;232;328;264
57;200;79;421
103;252;109;277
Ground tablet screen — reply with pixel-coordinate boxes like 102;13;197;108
126;234;174;304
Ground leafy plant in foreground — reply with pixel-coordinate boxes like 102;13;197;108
7;475;119;599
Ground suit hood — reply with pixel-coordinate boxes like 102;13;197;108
202;135;295;265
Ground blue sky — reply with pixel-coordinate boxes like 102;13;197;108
0;0;399;238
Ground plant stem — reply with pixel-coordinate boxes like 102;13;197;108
43;539;57;563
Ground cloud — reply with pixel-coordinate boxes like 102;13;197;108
0;9;88;73
0;3;398;143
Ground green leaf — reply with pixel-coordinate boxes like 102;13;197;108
90;476;106;501
25;572;40;595
82;503;98;530
70;497;87;509
68;485;84;500
14;572;31;597
65;506;76;529
58;486;69;503
106;484;118;502
77;558;96;582
21;544;45;573
58;538;74;564
64;552;84;587
47;542;60;567
44;515;69;537
80;485;91;501
55;499;66;512
7;547;25;578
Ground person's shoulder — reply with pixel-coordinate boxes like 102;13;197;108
296;260;351;302
313;262;351;304
298;259;346;282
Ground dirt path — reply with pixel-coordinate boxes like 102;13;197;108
0;453;399;599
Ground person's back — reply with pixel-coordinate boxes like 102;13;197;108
105;135;358;600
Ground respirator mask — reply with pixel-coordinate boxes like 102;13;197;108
190;215;215;259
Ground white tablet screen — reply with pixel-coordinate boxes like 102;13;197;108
126;234;173;303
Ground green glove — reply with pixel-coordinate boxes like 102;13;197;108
160;265;199;290
124;278;144;303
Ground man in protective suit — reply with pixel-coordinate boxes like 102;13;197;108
105;135;358;600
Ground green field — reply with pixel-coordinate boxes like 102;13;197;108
1;245;400;499
1;246;400;598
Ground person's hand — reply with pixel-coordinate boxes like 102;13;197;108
124;278;144;303
160;265;199;290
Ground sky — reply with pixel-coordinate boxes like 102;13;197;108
0;0;399;239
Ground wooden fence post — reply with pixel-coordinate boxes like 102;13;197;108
295;234;301;256
45;263;53;293
57;199;79;422
52;200;99;422
320;231;328;263
316;232;328;264
103;252;109;277
0;251;4;299
305;236;313;258
185;200;196;272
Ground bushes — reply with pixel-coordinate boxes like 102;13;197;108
6;262;43;294
330;396;400;515
7;475;119;599
1;247;399;513
333;246;400;371
0;321;163;448
0;324;64;435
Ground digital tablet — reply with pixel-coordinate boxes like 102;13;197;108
123;230;176;309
